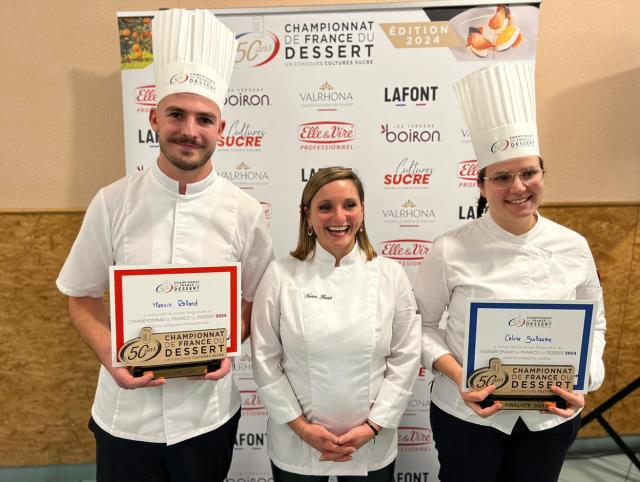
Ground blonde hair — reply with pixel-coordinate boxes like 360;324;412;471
291;167;377;261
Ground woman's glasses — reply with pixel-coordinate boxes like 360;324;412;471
482;168;545;191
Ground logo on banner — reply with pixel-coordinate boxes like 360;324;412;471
384;158;434;189
396;472;431;482
225;87;271;108
397;426;434;452
218;162;270;189
459;205;478;220
232;352;254;380
380;123;441;143
226;475;273;482
240;390;266;416
284;20;375;67
381;200;437;227
299;82;354;110
134;84;156;113
380;239;432;267
461;128;472;143
138;129;159;145
300;167;327;182
217;120;265;151
298;122;355;150
384;85;438;107
458;160;479;188
169;73;189;85
234;432;266;450
260;201;272;228
235;20;280;68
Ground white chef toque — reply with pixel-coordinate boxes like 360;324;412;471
454;62;539;170
152;8;238;111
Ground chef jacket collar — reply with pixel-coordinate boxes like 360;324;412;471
151;160;217;195
483;211;544;242
311;241;364;267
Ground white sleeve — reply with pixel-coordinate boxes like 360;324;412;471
414;237;454;370
577;246;606;392
368;263;421;428
239;205;274;302
250;261;303;424
56;190;113;298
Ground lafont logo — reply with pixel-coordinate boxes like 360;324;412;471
169;73;189;85
383;85;438;106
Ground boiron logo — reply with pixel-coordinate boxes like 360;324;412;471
380;239;432;261
380;123;441;143
397;427;433;447
240;390;264;411
235;28;281;68
134;85;156;106
298;122;355;151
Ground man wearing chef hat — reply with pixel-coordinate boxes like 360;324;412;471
57;9;273;482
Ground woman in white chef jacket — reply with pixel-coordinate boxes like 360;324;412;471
251;167;421;481
415;63;606;482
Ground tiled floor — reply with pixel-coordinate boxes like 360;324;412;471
0;453;638;481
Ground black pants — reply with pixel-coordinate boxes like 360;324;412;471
271;460;395;482
89;410;240;482
430;403;580;482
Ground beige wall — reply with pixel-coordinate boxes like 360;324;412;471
0;0;638;209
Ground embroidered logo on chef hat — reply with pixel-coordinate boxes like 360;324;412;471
152;8;238;111
454;62;539;170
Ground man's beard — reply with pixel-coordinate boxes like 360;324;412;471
159;135;215;171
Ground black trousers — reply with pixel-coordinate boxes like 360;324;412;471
89;410;240;482
430;403;580;482
271;460;395;482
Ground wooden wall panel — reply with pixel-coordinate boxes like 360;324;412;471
0;206;638;465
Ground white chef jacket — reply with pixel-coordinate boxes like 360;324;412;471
250;243;421;475
414;213;606;434
56;161;273;445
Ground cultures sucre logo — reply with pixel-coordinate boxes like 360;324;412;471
217;120;265;151
299;81;354;110
383;85;438;107
384;158;434;190
284;20;375;67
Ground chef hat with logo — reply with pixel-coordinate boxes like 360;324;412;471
454;62;539;170
152;8;237;111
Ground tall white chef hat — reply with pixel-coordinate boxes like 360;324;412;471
454;62;539;170
152;8;237;111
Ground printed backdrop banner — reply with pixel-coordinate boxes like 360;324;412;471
117;3;540;481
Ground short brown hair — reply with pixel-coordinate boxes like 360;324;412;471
290;167;377;261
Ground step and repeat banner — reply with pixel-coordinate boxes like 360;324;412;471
117;2;539;480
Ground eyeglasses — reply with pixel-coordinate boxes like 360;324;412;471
482;168;545;190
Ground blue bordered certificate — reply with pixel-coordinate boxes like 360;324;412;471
463;300;596;393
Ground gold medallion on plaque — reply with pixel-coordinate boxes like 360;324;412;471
468;358;575;410
119;326;227;379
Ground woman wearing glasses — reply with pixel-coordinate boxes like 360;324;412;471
415;63;606;482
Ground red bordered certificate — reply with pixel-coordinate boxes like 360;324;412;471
109;264;241;367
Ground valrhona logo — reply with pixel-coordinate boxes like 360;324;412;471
284;20;375;67
397;427;433;447
380;123;441;143
384;158;434;189
299;81;354;110
298;121;355;151
381;200;436;226
217;120;265;151
380;240;432;265
218;162;269;189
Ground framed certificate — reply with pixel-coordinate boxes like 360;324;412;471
109;264;241;377
463;299;596;409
